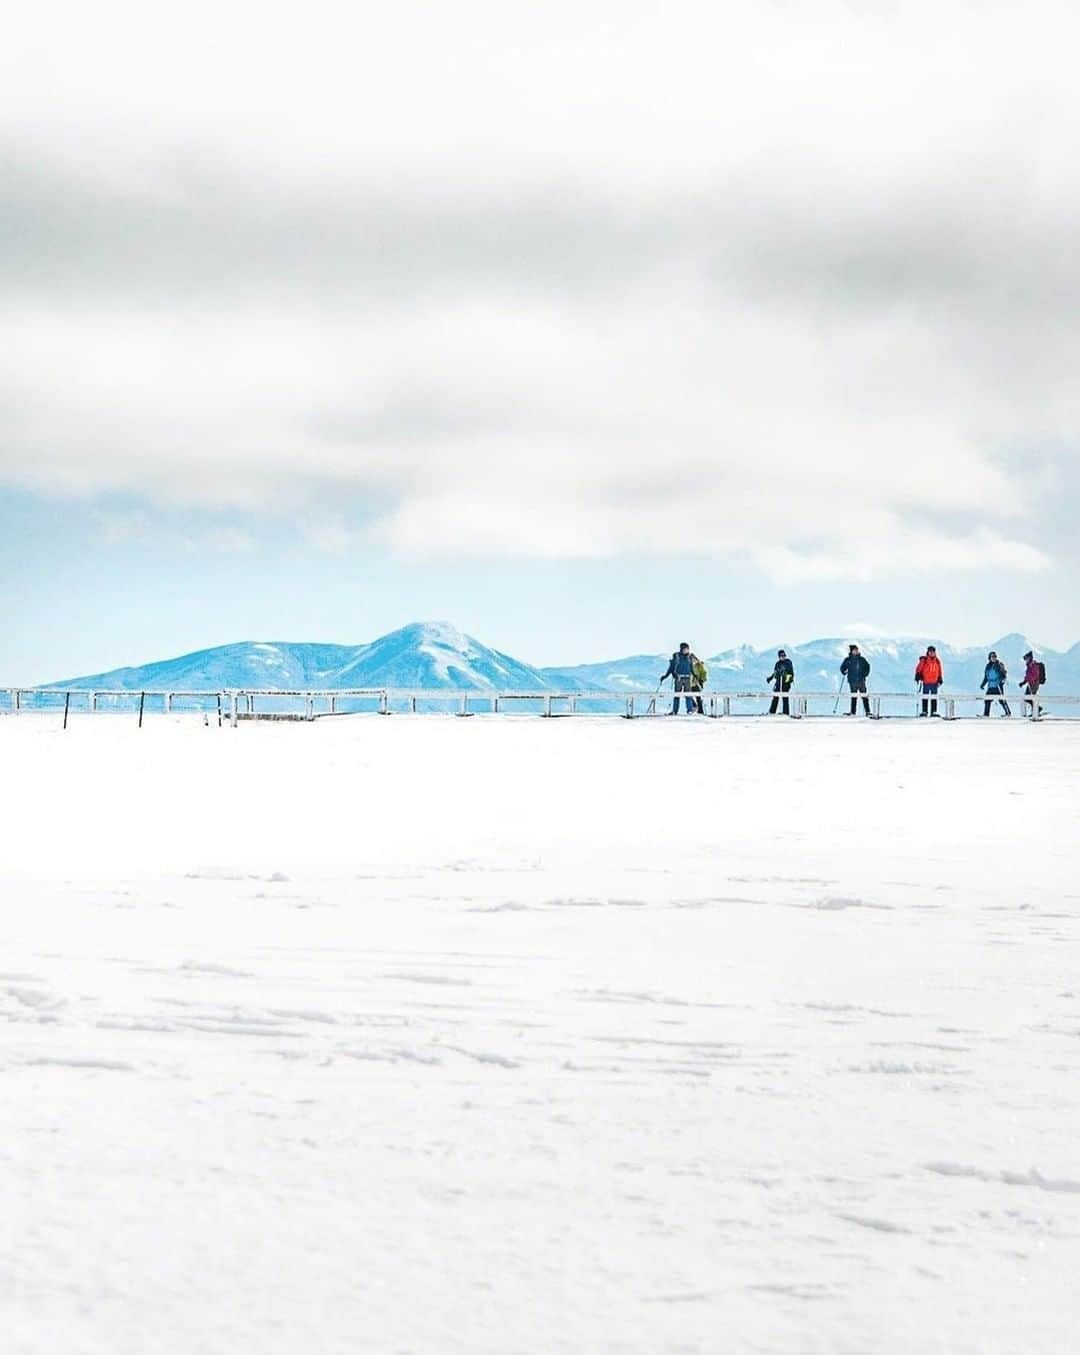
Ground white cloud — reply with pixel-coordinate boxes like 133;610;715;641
198;527;254;556
92;508;253;554
303;518;355;554
2;0;1078;580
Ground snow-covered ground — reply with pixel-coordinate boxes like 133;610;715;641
3;714;1079;1354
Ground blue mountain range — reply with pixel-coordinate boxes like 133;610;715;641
45;621;1080;694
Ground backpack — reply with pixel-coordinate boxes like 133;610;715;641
846;654;869;682
691;658;708;686
1038;661;1047;684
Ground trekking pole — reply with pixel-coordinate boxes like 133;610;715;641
650;676;664;716
832;685;843;716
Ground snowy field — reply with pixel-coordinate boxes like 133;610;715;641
3;714;1079;1355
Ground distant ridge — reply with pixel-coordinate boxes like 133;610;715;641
47;622;559;693
45;622;1080;693
546;632;1080;693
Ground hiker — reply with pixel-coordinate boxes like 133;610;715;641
662;642;703;715
980;652;1011;717
1022;650;1046;718
690;654;708;715
914;645;943;717
840;644;872;716
766;649;794;715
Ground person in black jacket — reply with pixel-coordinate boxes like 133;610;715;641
766;650;794;715
840;644;871;716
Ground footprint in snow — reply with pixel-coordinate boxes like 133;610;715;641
26;1057;135;1072
179;961;254;978
809;896;893;911
925;1163;1080;1193
836;1212;912;1234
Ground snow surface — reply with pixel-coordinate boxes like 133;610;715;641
3;714;1079;1354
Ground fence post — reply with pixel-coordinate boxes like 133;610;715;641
138;691;146;728
872;696;881;720
216;693;223;727
306;694;314;720
723;696;731;717
543;695;552;717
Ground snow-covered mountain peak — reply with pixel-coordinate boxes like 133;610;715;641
390;619;470;647
405;620;481;662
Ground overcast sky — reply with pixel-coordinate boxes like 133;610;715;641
3;0;1079;678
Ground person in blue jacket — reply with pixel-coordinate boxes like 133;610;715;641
980;652;1011;717
661;642;702;715
840;644;871;716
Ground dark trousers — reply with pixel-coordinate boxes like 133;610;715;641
671;675;694;713
848;684;871;715
983;686;1010;717
920;682;939;716
769;693;790;715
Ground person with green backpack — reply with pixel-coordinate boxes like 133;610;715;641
690;654;708;715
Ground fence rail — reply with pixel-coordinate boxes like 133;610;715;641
4;686;1077;726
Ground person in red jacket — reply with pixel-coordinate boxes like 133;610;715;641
914;645;943;717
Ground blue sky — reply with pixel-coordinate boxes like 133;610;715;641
3;1;1079;681
5;487;1076;683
